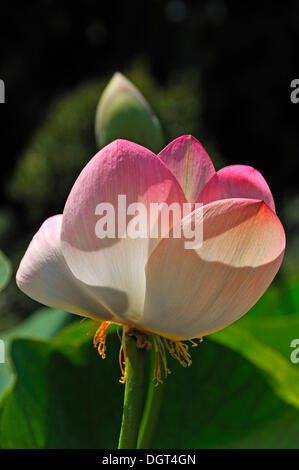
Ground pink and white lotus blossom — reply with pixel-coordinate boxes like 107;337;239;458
16;136;285;384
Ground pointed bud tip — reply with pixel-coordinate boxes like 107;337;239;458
95;72;164;153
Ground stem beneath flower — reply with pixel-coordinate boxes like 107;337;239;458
118;332;146;449
137;346;164;449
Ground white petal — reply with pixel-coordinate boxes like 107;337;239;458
16;215;116;321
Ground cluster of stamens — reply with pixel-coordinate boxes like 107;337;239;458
86;320;203;386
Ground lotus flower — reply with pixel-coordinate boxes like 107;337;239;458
16;136;285;384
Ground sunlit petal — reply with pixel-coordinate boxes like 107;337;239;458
158;135;215;202
198;165;275;212
142;198;285;339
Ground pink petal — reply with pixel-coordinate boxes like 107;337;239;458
61;139;187;322
158;135;215;202
16;215;115;321
141;198;285;339
197;165;275;212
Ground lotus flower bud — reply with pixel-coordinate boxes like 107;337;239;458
95;72;164;153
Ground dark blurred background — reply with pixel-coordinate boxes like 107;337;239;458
0;0;298;327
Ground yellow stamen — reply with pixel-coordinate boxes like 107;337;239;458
118;340;127;384
163;338;191;368
93;321;111;359
86;320;101;337
152;335;171;386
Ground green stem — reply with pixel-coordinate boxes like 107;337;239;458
137;346;165;449
118;333;146;449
